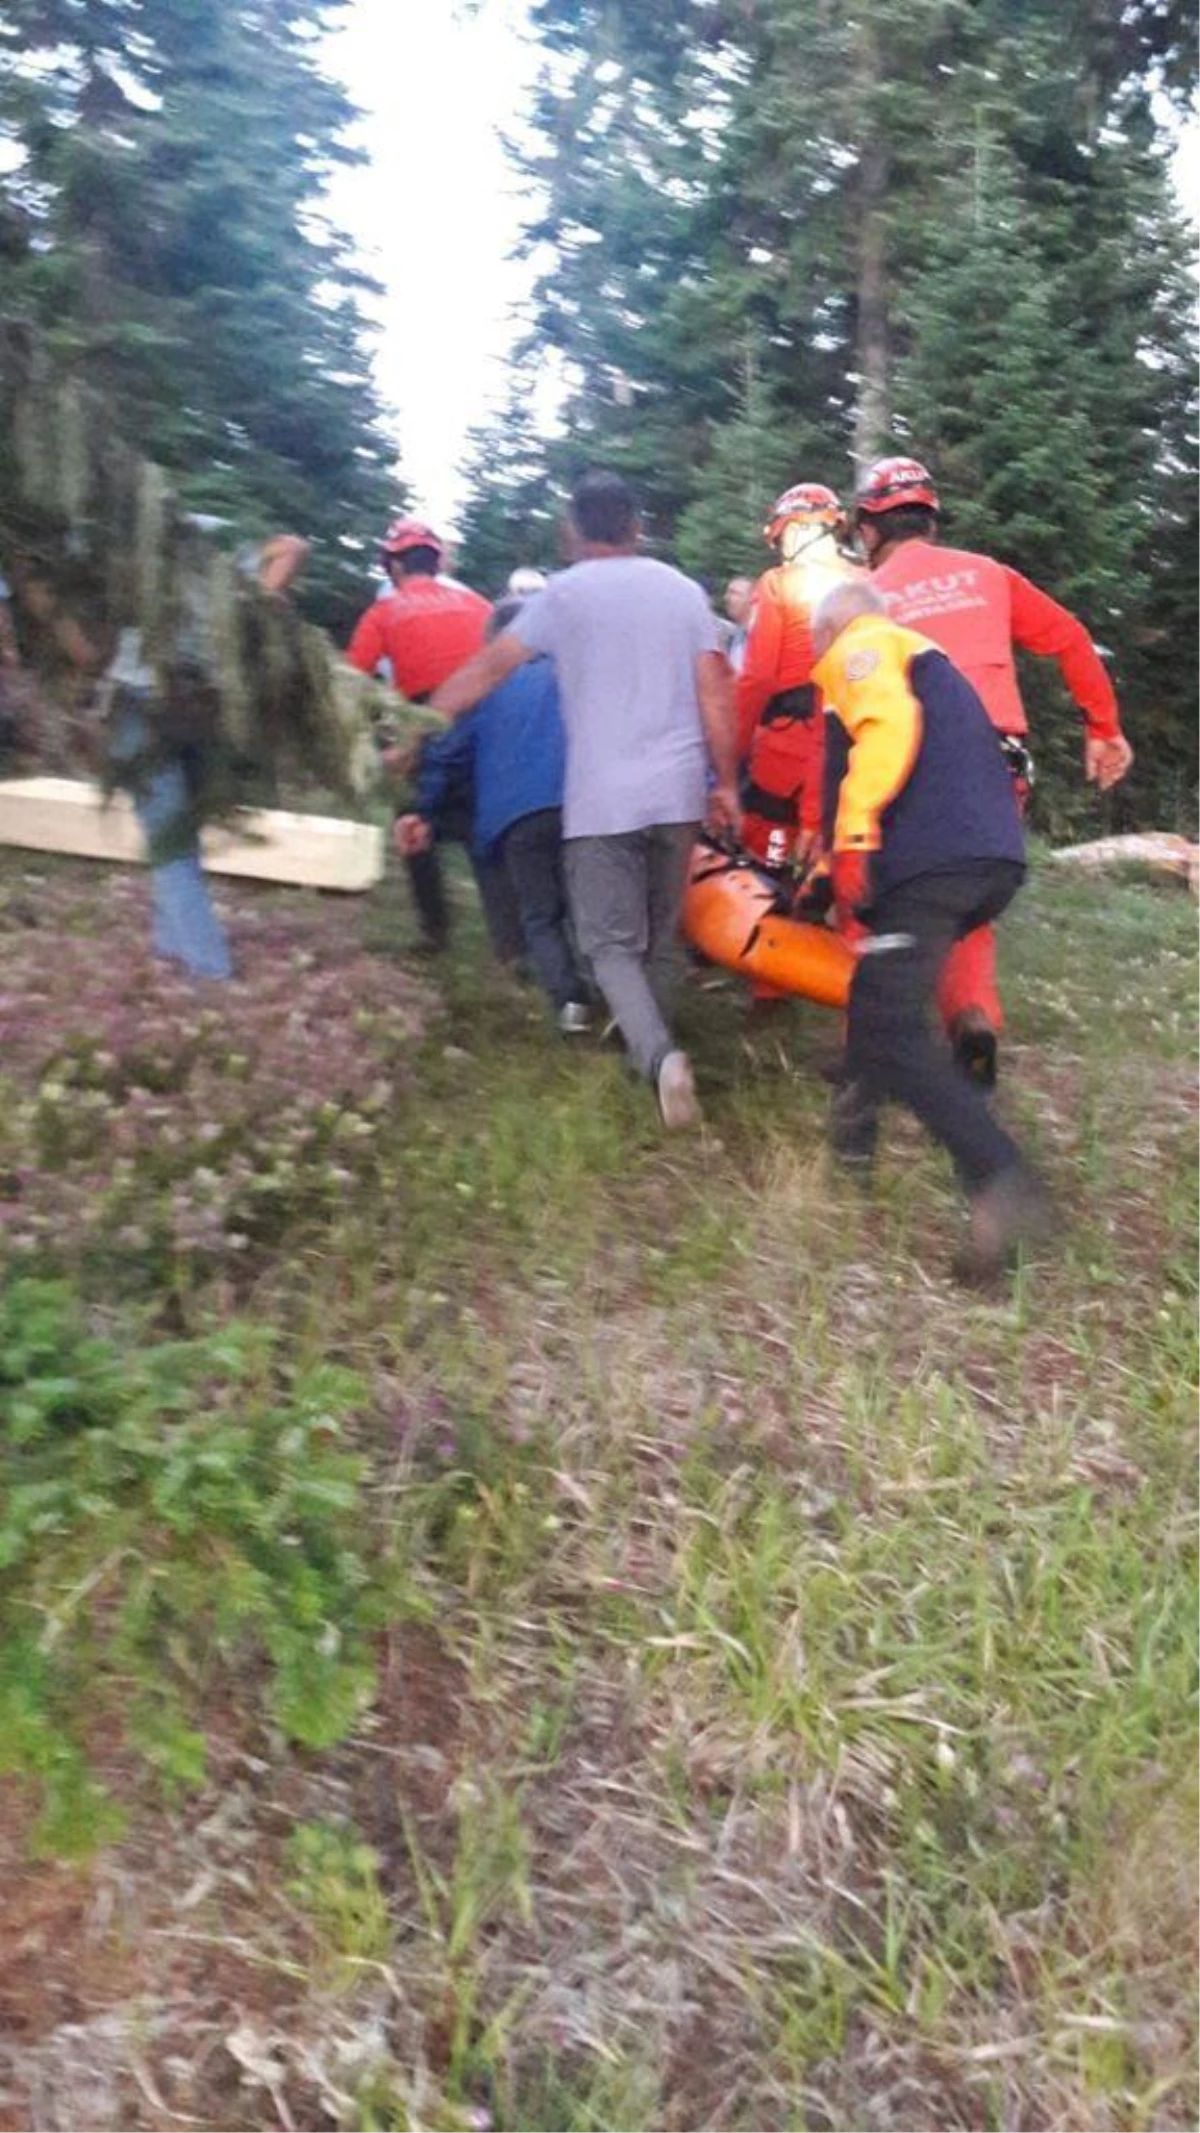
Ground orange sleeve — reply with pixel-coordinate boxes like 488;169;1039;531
799;712;826;839
1004;568;1121;740
735;579;784;758
346;604;387;677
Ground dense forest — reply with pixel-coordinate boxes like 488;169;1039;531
0;0;401;634
0;14;1196;2124
457;0;1198;831
0;0;1195;825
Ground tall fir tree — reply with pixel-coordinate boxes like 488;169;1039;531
455;388;565;596
464;0;1196;823
0;0;400;631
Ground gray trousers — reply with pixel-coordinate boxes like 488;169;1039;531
565;822;698;1079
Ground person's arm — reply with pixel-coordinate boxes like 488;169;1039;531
394;814;433;857
346;603;387;676
427;630;531;719
735;582;782;757
796;714;826;853
1004;566;1132;788
826;634;922;863
411;715;476;822
393;717;479;859
257;533;310;598
695;648;741;838
819;641;922;932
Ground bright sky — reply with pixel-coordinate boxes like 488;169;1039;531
323;4;1200;543
323;0;543;537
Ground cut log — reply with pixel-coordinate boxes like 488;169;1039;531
0;776;384;892
1049;833;1199;896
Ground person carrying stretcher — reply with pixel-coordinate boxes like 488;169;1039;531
812;578;1055;1281
854;456;1133;1087
735;482;862;880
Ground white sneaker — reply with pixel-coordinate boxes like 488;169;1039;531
558;1000;591;1035
656;1049;701;1130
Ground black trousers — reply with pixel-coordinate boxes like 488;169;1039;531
843;861;1026;1190
499;808;587;1011
406;797;524;962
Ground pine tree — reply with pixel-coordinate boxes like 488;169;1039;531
469;0;1196;824
672;345;830;588
455;390;566;596
514;0;749;536
895;78;1197;826
0;0;399;632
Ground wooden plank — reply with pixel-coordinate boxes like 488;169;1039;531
1049;831;1199;896
0;776;384;892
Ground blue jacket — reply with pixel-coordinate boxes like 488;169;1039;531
813;616;1024;899
414;658;565;856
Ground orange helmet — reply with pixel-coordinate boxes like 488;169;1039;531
855;457;940;516
380;516;444;566
764;482;842;545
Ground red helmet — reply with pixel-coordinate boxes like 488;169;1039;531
380;516;444;565
855;457;940;517
764;482;842;545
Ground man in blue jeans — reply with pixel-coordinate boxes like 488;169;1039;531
428;470;740;1129
395;600;590;1032
101;534;313;980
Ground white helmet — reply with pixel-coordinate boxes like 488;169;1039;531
507;566;548;596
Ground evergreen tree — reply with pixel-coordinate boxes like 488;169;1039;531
672;349;831;588
468;0;1196;824
455;389;566;596
0;0;399;632
515;0;748;535
895;91;1197;826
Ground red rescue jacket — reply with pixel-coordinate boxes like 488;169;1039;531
346;578;491;701
736;553;863;837
871;538;1120;741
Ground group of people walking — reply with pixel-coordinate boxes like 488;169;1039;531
348;456;1133;1279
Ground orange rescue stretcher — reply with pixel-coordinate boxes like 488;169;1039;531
682;836;853;1010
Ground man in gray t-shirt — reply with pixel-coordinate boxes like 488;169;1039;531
429;469;739;1127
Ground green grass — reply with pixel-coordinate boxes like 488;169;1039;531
0;850;1195;2131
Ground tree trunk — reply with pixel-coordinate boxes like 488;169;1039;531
851;22;890;468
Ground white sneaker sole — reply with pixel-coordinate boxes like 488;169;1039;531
657;1050;701;1130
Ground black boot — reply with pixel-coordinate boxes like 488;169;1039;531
829;1079;879;1174
950;1008;999;1091
405;847;450;954
954;1164;1057;1284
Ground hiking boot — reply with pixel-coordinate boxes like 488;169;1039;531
656;1049;702;1130
955;1164;1057;1285
558;1000;592;1035
829;1078;879;1172
950;1008;999;1091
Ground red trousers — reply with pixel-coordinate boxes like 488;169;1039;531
936;766;1030;1032
937;922;1003;1030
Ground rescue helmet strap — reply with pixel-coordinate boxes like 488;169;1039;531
779;522;834;566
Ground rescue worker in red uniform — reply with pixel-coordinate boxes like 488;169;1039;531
737;483;862;878
853;458;1134;1085
347;517;491;702
347;519;520;958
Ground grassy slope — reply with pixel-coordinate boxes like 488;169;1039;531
0;851;1196;2133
